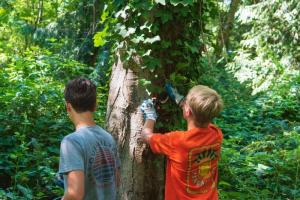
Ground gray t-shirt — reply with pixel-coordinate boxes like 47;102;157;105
59;125;120;200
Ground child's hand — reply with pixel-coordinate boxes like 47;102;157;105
165;83;184;105
140;99;157;121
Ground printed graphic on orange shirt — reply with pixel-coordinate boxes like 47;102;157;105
186;143;220;194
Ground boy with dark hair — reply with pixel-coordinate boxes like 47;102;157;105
141;84;223;200
59;77;120;200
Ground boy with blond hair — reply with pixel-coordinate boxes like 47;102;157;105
141;84;223;200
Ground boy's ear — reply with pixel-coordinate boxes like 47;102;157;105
66;102;72;112
183;104;193;117
186;107;193;117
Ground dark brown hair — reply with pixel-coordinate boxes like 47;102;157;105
64;78;96;112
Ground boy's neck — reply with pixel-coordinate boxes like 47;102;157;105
71;112;96;130
187;119;209;130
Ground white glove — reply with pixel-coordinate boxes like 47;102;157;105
140;99;157;121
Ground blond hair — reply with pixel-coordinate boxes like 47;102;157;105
186;85;223;125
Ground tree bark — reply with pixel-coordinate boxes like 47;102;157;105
106;53;165;200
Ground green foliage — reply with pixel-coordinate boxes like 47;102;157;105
94;0;219;93
0;47;107;199
228;0;300;94
0;0;105;64
0;0;299;199
215;3;300;197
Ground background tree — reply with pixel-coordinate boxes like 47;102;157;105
215;0;241;57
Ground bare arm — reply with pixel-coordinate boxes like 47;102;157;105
62;170;84;200
141;119;155;143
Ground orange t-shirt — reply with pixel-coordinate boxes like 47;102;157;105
149;124;223;200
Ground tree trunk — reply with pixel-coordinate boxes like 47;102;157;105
105;53;165;200
34;0;43;29
215;0;241;57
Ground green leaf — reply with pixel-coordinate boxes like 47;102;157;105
184;41;199;53
161;40;171;48
155;10;173;23
0;8;6;16
100;5;109;23
17;184;32;199
119;26;136;38
155;0;166;6
139;79;151;86
126;27;136;37
131;34;145;44
219;181;231;187
142;49;152;57
170;0;194;6
93;25;109;47
143;36;160;44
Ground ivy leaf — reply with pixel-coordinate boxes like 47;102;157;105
144;57;160;72
161;40;171;48
142;49;152;57
170;0;194;6
131;34;145;44
155;0;166;6
140;22;152;31
144;35;161;44
115;5;130;19
119;26;136;38
170;72;187;83
139;78;152;86
156;10;173;23
118;25;127;38
126;27;136;37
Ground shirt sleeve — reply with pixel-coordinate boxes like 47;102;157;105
59;137;84;174
149;132;177;156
